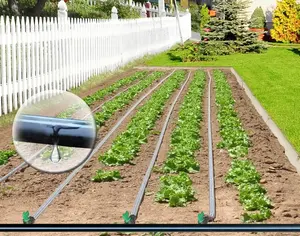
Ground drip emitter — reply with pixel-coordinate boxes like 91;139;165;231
13;114;96;164
47;125;80;163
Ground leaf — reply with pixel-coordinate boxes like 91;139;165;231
155;173;196;207
0;150;16;165
91;170;122;182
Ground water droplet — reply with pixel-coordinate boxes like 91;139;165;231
50;144;61;163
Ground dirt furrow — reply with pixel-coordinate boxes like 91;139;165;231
136;70;209;224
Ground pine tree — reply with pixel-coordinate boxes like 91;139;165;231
203;0;265;53
271;0;300;43
250;7;266;28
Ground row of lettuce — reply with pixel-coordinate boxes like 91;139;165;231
214;70;272;222
155;70;206;207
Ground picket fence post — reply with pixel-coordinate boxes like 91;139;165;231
0;11;191;116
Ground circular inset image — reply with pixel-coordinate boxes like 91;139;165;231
12;90;96;174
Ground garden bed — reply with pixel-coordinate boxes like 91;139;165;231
0;67;299;233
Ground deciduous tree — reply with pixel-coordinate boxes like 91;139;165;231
271;0;300;43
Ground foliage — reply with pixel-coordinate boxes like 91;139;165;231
167;0;267;62
83;71;147;106
168;41;237;62
249;7;266;28
98;70;186;166
41;0;107;18
200;4;210;30
225;159;260;185
155;172;196;207
213;69;272;222
190;3;210;32
91;169;122;182
94;71;164;126
163;70;206;173
213;70;250;158
271;0;300;43
225;159;273;222
0;150;16;165
2;0;140;18
95;0;140;19
203;0;266;53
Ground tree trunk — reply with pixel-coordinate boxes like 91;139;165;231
28;0;48;16
8;0;21;16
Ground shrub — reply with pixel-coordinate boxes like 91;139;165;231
168;38;267;62
190;3;210;33
249;7;266;28
168;41;235;62
271;0;300;43
95;0;140;19
1;0;140;19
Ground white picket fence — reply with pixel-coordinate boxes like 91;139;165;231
0;13;191;116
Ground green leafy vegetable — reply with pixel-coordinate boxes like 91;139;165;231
83;71;147;106
57;104;83;119
163;70;206;173
225;159;261;185
0;150;16;165
98;70;186;166
155;172;196;207
94;71;164;126
214;70;250;158
91;170;122;182
214;69;272;222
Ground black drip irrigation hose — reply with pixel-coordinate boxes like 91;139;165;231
123;71;192;224
0;73;152;183
22;70;176;224
199;69;216;224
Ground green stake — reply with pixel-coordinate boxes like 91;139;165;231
198;212;209;224
22;211;34;224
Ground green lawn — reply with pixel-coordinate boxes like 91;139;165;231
145;46;300;153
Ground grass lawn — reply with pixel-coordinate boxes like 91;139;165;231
145;46;300;153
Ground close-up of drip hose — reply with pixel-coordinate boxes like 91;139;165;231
13;115;96;149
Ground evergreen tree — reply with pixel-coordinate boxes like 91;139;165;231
203;0;265;53
271;0;300;43
250;7;266;28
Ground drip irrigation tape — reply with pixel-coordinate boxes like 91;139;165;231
28;70;176;223
126;71;192;224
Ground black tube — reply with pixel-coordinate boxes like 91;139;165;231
13;114;96;148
